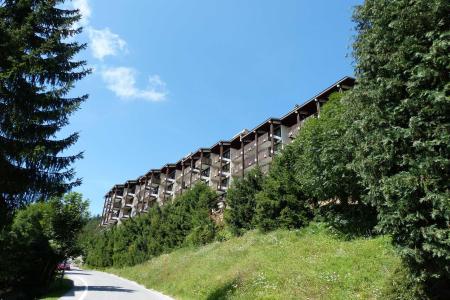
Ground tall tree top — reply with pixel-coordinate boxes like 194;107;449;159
0;0;91;221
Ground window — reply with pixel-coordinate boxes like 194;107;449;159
273;125;281;137
221;177;229;187
222;162;230;172
222;149;230;159
201;167;210;177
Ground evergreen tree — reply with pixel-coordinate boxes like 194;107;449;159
350;0;449;291
225;167;264;235
255;144;312;231
82;183;218;268
0;0;90;224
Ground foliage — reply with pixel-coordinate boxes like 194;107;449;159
0;192;89;298
0;0;90;225
350;0;450;290
225;167;264;235
47;193;90;258
293;92;377;236
255;145;312;231
77;215;102;258
294;93;361;202
83;183;219;268
104;223;401;300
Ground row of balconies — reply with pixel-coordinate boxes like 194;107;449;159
101;77;355;226
101;133;282;223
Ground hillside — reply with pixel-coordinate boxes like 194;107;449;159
102;223;401;299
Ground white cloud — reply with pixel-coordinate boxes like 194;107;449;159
71;0;168;103
88;28;127;60
101;67;167;102
72;0;127;60
72;0;91;26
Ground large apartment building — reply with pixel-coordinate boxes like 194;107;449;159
101;76;355;226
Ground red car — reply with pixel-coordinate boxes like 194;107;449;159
57;262;71;270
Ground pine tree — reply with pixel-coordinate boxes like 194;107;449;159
350;0;449;291
0;0;90;224
225;167;264;235
255;144;312;231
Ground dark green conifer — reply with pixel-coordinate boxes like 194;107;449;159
350;0;449;290
0;0;90;224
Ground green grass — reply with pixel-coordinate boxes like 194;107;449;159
39;277;73;300
103;223;401;300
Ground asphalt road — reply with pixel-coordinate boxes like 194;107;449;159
61;268;173;300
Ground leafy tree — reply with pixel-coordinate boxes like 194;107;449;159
0;192;89;298
48;192;89;259
225;167;264;235
294;92;377;235
255;144;312;231
350;0;450;293
83;183;218;268
77;215;102;257
0;0;90;225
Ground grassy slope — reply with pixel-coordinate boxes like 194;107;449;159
104;223;400;300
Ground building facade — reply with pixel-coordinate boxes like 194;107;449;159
101;77;355;225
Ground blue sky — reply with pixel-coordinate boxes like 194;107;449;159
66;0;362;215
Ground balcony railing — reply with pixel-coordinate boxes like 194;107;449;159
175;172;185;183
125;191;135;200
288;125;300;139
144;187;158;198
213;169;230;179
194;157;212;169
244;155;256;168
231;164;243;175
257;147;271;161
258;132;269;144
120;213;130;219
244;142;256;153
112;200;122;208
212;158;228;166
149;178;161;186
231;150;243;161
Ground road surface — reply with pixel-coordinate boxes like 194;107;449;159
61;268;173;300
